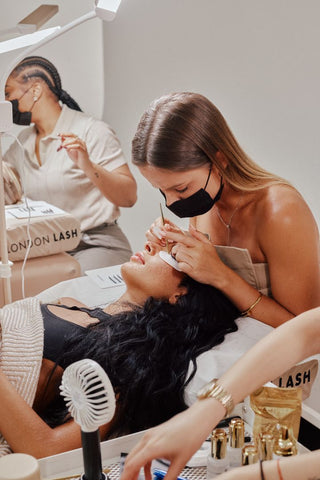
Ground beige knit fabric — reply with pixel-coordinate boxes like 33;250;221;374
0;298;43;456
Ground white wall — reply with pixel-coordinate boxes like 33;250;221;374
102;0;320;252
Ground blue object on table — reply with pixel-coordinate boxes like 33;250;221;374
153;468;189;480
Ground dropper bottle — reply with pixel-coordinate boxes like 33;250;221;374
206;428;229;478
273;424;298;457
242;444;259;465
228;418;245;467
258;431;275;461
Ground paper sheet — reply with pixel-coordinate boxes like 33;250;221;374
6;199;66;219
85;265;125;289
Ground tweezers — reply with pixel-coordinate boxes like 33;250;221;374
159;203;169;253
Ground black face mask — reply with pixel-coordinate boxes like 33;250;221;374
10;99;32;126
160;167;224;218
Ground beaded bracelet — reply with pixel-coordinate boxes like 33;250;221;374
241;293;263;317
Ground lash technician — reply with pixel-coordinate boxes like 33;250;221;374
132;92;320;327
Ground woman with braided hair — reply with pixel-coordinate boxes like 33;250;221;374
4;56;137;273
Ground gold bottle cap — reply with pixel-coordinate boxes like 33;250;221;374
211;428;228;460
229;418;245;448
274;424;298;457
258;431;274;461
242;444;259;465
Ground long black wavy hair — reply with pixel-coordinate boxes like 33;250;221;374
44;276;239;438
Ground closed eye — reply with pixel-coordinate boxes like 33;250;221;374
175;186;188;194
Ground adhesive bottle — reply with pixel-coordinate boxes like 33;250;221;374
258;431;275;461
242;444;259;465
228;418;245;467
273;424;298;457
206;428;229;478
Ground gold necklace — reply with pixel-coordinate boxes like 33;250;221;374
216;193;243;246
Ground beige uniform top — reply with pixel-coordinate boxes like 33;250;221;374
185;245;273;405
186;246;318;406
4;105;127;232
215;245;271;297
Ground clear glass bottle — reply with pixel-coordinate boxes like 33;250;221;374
227;418;245;467
206;428;229;479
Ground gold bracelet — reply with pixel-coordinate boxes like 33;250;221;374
241;293;263;317
197;378;234;417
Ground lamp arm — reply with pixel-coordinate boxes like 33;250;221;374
0;138;12;303
0;9;97;101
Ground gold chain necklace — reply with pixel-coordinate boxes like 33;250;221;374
216;193;243;246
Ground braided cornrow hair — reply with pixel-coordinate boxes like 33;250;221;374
10;56;82;111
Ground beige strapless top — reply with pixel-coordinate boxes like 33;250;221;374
215;245;271;297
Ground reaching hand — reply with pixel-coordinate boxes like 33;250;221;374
167;224;227;286
145;217;183;250
121;400;226;480
3;162;22;205
58;133;91;171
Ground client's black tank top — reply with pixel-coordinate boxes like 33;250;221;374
41;304;111;367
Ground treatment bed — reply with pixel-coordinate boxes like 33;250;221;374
37;264;320;416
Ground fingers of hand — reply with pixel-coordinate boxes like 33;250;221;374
148;225;169;248
57;134;87;152
164;228;195;247
189;224;212;244
122;442;156;480
153;225;165;240
143;461;152;480
171;245;193;266
146;229;166;247
62;138;86;149
164;460;188;480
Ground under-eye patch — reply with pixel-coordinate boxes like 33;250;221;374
159;250;181;271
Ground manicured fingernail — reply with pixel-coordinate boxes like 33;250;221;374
153;226;163;240
57;145;63;152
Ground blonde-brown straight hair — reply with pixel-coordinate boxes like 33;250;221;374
132;92;292;192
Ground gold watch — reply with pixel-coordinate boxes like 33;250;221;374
197;378;234;417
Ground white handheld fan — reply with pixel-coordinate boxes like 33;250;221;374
60;359;116;480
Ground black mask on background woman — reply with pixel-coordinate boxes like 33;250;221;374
10;99;32;125
161;166;224;218
10;86;35;125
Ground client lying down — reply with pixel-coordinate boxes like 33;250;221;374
0;241;239;458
